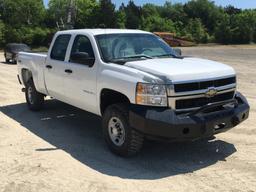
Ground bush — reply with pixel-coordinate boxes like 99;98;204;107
0;20;5;47
32;27;52;46
185;18;209;43
3;26;53;47
214;10;256;44
142;16;176;32
4;26;22;44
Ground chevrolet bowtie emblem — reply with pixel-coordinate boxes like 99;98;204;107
205;87;218;98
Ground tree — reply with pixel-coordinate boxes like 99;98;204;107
161;2;187;24
184;0;223;33
74;0;98;28
47;0;69;28
0;0;50;46
0;20;5;46
0;0;45;27
214;14;234;44
232;10;256;43
141;4;176;32
1;0;256;47
123;1;141;29
185;18;209;43
96;0;117;28
116;8;126;29
225;5;241;15
214;10;256;44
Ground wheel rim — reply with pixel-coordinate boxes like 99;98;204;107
27;86;34;104
108;117;125;146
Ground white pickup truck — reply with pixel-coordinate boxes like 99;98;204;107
17;29;250;156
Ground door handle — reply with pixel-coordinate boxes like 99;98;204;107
46;65;52;69
65;69;73;74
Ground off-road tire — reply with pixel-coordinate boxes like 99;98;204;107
102;104;144;157
25;79;44;111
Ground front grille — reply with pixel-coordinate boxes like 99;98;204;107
175;91;235;110
174;77;236;93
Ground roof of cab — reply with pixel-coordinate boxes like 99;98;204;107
57;29;152;36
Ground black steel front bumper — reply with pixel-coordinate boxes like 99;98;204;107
129;92;250;141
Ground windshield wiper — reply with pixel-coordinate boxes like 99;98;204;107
121;54;153;59
106;54;153;64
154;53;182;58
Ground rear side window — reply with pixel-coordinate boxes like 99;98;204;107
50;34;71;61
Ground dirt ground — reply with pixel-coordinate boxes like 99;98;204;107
0;45;255;192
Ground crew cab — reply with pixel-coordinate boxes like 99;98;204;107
17;29;250;156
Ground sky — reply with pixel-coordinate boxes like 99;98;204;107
43;0;256;9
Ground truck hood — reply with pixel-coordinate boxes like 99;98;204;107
125;57;236;83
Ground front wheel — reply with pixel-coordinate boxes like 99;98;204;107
102;104;144;157
25;79;44;111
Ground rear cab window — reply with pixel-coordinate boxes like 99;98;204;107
50;34;71;61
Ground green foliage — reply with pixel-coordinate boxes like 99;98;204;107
233;10;256;43
224;5;241;15
0;0;256;47
161;2;188;24
96;0;117;28
116;10;126;29
214;10;256;44
141;4;176;32
47;0;98;28
185;18;209;43
47;0;69;26
0;20;5;46
0;0;45;27
4;26;53;46
214;14;235;44
184;0;223;33
123;1;142;29
74;0;98;28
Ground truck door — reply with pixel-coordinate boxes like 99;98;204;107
44;34;71;100
63;34;98;114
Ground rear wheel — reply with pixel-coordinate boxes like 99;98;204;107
102;104;144;157
25;79;44;111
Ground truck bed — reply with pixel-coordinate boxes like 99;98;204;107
18;52;48;94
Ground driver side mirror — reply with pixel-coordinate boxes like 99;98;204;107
70;52;95;67
173;48;182;56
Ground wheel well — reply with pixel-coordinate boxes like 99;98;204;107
21;69;32;86
100;89;130;115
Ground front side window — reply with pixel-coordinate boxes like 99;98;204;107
50;34;71;61
71;35;95;58
69;35;95;66
95;33;177;63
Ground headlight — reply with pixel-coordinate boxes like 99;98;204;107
136;83;168;107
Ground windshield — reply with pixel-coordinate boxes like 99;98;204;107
95;33;177;63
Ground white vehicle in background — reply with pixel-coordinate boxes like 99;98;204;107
17;29;250;156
